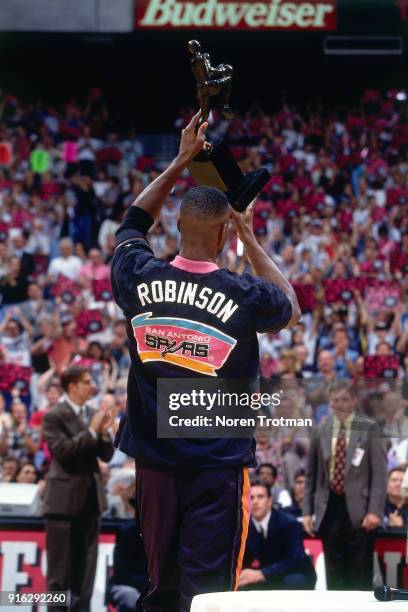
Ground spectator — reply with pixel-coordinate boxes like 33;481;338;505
254;437;286;485
48;315;78;374
14;461;39;484
316;351;336;383
255;463;292;508
0;456;20;482
10;231;34;277
293;344;315;378
0;241;10;280
47;238;83;282
0;256;29;304
0;392;12;433
0;400;40;462
79;248;110;284
0;307;33;367
239;480;316;589
277;348;302;379
105;468;136;519
307;350;336;422
382;390;408;471
29;381;62;430
330;326;358;378
367;321;397;356
384;468;408;527
286;469;306;519
303;380;387;590
31;318;59;375
20;283;55;332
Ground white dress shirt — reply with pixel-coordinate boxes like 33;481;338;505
48;255;83;280
62;394;97;439
252;511;271;538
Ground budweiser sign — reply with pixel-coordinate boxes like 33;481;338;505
135;0;336;30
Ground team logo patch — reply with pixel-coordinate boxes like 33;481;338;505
131;312;237;376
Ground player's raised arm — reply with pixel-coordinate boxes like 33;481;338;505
132;110;209;221
231;203;301;329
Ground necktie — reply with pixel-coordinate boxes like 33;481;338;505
331;422;346;495
79;405;88;426
260;525;267;539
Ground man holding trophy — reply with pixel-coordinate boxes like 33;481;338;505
111;43;300;611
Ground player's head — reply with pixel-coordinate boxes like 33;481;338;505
178;186;229;257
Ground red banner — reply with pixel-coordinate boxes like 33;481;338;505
0;529;406;603
0;530;115;611
135;0;337;30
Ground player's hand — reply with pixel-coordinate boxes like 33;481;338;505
238;569;265;588
361;513;381;531
230;201;255;242
303;515;315;537
178;110;209;164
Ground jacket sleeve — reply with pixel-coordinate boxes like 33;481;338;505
303;429;319;517
97;435;115;462
43;411;97;460
261;521;308;581
367;424;387;517
115;205;154;246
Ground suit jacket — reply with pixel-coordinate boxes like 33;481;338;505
42;401;114;516
303;413;387;530
243;509;316;587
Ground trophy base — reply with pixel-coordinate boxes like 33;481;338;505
188;140;270;212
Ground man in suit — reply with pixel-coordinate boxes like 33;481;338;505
239;481;316;590
303;379;387;590
43;366;114;612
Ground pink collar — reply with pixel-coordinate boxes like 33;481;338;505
170;255;219;273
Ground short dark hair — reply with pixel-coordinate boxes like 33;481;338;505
46;381;62;393
256;463;277;479
3;456;19;466
180;186;229;218
250;479;272;497
60;366;90;393
294;468;306;481
328;379;353;396
388;467;405;478
15;461;39;483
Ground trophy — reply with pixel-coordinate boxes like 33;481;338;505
187;40;270;212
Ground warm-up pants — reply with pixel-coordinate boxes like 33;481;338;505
135;465;250;612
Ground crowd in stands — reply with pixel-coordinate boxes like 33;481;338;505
0;86;407;529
